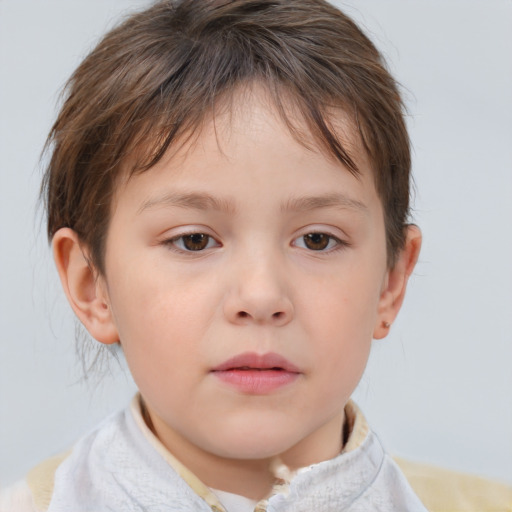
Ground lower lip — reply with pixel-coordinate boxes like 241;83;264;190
212;369;300;394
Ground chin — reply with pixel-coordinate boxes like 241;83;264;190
203;418;306;461
214;438;294;461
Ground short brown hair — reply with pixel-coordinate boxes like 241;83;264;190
42;0;411;272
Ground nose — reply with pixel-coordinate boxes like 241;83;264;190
223;250;294;327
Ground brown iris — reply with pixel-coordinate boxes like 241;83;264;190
182;233;210;251
303;233;330;250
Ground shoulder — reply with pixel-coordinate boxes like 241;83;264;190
0;401;143;512
0;452;69;512
395;457;512;512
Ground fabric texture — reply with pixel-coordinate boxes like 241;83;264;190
0;480;36;512
1;397;426;511
394;457;512;512
1;396;510;511
211;489;258;512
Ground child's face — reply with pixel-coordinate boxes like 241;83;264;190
85;89;397;469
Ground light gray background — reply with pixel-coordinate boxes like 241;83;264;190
1;0;511;487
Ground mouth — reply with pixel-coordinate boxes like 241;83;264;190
212;352;300;373
211;352;301;394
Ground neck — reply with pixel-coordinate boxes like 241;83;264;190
144;404;345;500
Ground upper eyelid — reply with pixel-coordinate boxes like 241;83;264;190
160;225;220;240
293;225;347;240
159;225;348;244
168;231;215;240
292;232;343;245
166;231;220;243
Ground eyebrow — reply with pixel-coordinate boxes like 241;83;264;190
138;192;236;215
281;193;368;214
138;191;367;215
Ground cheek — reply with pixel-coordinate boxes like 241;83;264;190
305;299;374;414
107;268;217;377
301;267;382;339
111;259;218;332
298;262;382;378
310;306;373;386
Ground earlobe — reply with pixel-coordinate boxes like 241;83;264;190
52;228;119;345
373;225;422;340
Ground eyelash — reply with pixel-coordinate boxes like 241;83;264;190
163;231;347;253
292;232;347;253
163;232;221;252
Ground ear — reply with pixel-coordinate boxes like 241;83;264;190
52;228;119;345
373;225;422;340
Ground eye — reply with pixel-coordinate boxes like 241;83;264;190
168;233;219;252
293;232;342;251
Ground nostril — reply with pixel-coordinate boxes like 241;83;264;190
238;311;249;318
272;311;283;319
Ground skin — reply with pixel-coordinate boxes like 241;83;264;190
53;87;421;499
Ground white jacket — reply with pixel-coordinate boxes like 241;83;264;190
2;397;428;511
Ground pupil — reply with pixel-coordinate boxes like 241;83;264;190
304;233;329;250
184;233;208;251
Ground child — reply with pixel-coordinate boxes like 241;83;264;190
1;0;497;510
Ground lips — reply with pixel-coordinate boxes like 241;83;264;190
211;352;301;394
212;352;300;373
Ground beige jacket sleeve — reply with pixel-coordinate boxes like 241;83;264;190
0;453;67;512
395;457;512;512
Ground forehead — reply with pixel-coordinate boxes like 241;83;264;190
124;83;370;180
115;85;377;213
